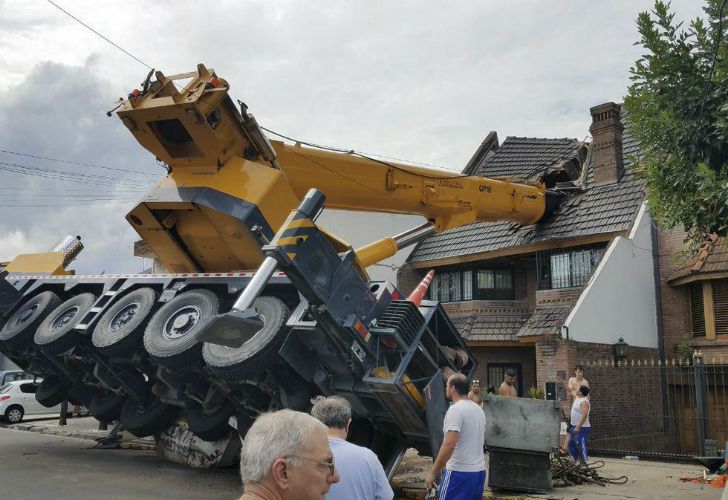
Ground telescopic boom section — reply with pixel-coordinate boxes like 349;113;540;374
116;64;548;273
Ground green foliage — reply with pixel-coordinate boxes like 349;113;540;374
527;386;545;399
625;1;728;244
675;339;694;359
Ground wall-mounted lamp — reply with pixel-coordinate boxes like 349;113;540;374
614;337;629;362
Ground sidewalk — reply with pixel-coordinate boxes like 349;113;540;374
393;449;725;499
3;415;155;450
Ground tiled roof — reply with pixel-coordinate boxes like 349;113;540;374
517;305;573;337
450;311;530;342
409;109;645;264
474;137;582;179
669;236;728;283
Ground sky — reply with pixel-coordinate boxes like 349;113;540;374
0;0;706;281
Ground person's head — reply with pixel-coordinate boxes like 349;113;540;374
504;369;516;386
578;385;590;397
310;396;351;432
240;409;339;500
470;379;481;394
446;373;469;401
574;365;585;379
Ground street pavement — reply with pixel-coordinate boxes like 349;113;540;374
0;427;241;499
1;418;725;499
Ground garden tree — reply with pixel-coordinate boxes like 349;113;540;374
625;0;728;245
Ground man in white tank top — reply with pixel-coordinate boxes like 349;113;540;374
568;385;591;464
569;385;591;464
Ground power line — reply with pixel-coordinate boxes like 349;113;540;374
44;0;152;70
0;149;160;177
263;127;472;179
0;160;155;187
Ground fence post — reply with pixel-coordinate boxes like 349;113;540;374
692;351;708;457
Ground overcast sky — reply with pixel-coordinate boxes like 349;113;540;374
0;0;705;280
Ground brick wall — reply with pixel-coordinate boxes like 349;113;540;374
396;263;426;297
470;346;536;395
655;227;692;356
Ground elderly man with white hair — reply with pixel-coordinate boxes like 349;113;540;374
239;409;340;500
310;396;394;500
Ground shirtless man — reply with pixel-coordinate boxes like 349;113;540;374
559;365;589;401
497;370;517;397
468;379;483;407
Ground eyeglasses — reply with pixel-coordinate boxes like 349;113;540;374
287;455;336;476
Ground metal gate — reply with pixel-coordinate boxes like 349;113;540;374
584;354;727;459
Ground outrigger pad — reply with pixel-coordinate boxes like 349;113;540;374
197;309;264;348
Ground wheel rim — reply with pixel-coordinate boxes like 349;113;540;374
8;409;22;422
162;305;201;340
51;306;80;331
14;304;39;327
109;301;141;331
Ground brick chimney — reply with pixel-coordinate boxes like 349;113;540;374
589;102;624;185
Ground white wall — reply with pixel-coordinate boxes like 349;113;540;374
563;203;658;348
317;210;425;282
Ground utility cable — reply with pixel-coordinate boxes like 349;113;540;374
44;0;152;70
0;149;160;177
263;127;473;179
0;160;155;187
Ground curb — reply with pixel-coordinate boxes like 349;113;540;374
4;423;156;451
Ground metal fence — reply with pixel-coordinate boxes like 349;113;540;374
584;354;728;460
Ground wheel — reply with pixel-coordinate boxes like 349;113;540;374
120;395;179;437
66;383;100;407
88;393;124;424
77;405;91;417
202;296;289;380
35;378;68;408
143;289;219;370
92;288;159;356
186;400;234;441
0;291;61;350
34;293;97;355
5;405;24;423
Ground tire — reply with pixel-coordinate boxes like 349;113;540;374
67;383;100;406
120;396;179;437
143;289;220;370
36;378;68;408
0;291;61;350
88;393;124;424
92;288;159;356
186;400;234;441
5;405;24;423
34;293;97;355
202;296;289;380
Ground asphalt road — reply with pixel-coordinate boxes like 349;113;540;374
0;427;242;499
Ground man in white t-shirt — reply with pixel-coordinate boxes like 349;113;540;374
426;373;486;499
310;396;393;500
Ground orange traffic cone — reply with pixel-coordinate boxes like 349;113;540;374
407;270;435;306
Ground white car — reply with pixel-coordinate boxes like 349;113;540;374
0;380;62;423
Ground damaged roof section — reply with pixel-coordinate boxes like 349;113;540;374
451;310;531;342
409;108;645;265
669;235;728;284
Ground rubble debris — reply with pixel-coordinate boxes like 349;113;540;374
550;454;628;487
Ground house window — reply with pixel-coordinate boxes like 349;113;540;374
689;283;706;338
537;245;606;290
430;267;514;302
712;280;728;336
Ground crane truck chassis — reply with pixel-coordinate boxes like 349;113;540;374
0;64;558;475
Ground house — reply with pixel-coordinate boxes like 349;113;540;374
397;102;663;396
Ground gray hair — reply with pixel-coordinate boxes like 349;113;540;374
240;409;327;484
310;395;351;429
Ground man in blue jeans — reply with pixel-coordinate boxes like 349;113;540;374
568;385;591;464
426;373;486;500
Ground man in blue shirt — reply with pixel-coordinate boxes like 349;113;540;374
311;396;394;500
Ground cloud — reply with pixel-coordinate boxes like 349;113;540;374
0;0;707;282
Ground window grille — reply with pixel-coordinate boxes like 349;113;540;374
537;245;606;290
430;267;515;302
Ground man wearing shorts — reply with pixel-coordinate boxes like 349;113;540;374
426;373;486;499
